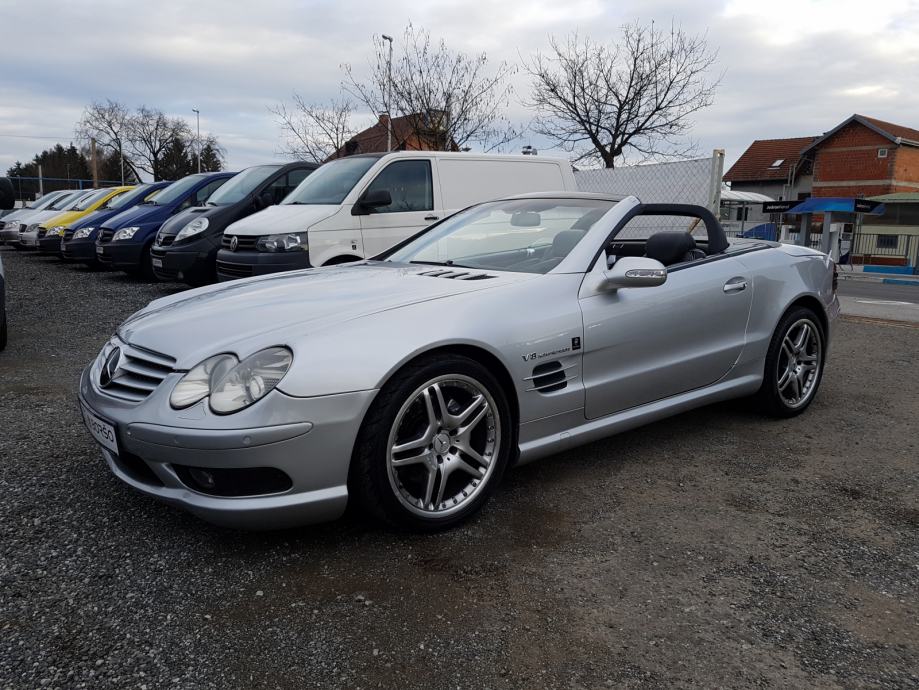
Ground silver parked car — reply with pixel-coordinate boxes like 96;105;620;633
79;192;839;530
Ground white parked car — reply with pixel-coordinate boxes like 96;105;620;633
216;151;577;280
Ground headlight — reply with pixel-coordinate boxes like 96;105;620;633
169;354;238;409
73;227;93;240
210;347;293;413
46;226;64;237
169;347;292;413
175;217;209;243
256;232;308;252
113;226;140;241
26;223;39;232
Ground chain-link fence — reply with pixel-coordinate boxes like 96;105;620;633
6;176;123;206
573;151;725;239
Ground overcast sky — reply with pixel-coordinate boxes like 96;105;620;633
1;0;918;178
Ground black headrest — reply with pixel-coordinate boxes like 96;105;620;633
552;229;585;257
645;232;698;266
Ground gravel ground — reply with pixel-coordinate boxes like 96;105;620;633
1;248;917;689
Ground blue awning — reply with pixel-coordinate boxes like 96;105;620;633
784;197;886;215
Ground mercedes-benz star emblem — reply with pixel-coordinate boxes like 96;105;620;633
99;347;122;388
229;235;238;251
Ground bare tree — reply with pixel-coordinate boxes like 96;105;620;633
525;22;720;167
270;96;357;162
344;25;518;152
75;99;139;183
126;106;192;180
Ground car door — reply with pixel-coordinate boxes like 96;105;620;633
357;159;439;256
580;222;753;420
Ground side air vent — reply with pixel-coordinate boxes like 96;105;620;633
526;360;579;394
418;269;495;281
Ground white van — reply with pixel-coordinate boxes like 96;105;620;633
216;151;577;280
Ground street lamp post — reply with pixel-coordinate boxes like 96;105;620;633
192;108;201;173
382;34;394;152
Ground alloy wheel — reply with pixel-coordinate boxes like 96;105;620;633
776;318;822;409
386;375;500;518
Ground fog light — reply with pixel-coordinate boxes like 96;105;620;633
188;468;216;490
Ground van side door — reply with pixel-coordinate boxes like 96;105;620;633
356;159;440;256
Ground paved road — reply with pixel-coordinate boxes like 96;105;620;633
837;280;919;323
1;249;918;689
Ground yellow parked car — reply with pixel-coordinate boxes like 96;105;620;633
36;186;134;254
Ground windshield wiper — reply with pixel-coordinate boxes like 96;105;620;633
409;260;474;269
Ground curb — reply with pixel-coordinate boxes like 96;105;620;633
838;273;919;286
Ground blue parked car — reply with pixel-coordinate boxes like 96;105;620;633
95;172;235;278
62;182;173;266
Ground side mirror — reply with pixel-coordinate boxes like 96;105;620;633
353;189;391;215
256;190;274;209
599;256;667;291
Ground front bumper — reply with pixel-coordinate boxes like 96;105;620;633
18;230;39;248
216;248;312;281
0;227;22;244
63;237;99;262
96;239;145;269
150;238;217;283
38;234;64;254
78;365;377;529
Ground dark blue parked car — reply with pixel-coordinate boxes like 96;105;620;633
96;172;235;277
62;182;173;266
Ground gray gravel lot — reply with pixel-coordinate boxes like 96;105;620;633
1;248;918;689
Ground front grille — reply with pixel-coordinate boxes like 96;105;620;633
95;338;176;403
63;229;75;242
222;234;258;250
37;228;47;239
417;269;495;280
99;228;115;243
157;235;175;247
216;260;253;278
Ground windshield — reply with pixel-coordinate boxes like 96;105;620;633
29;192;66;210
103;185;148;210
49;191;86;210
283;157;378;205
148;174;207;206
73;188;116;211
387;198;616;274
206;165;281;205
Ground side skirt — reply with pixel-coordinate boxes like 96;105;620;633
516;374;762;465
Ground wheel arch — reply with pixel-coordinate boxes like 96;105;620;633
784;293;828;339
321;254;363;266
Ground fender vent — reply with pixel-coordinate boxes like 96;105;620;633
418;270;495;280
527;360;576;394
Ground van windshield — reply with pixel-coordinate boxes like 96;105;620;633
147;174;208;206
103;185;150;210
49;191;85;210
283;157;378;205
206;165;281;206
73;188;115;211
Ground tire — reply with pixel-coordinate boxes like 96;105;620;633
139;241;158;281
755;306;826;418
0;308;6;351
349;354;515;531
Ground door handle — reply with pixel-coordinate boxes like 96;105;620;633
723;277;748;293
424;214;439;221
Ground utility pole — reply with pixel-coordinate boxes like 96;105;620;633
90;138;99;188
192;108;201;173
382;34;394;152
119;140;125;185
38;164;44;197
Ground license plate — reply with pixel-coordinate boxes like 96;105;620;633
152;258;163;268
96;245;104;255
81;403;119;454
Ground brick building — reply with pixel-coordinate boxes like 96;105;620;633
328;113;458;161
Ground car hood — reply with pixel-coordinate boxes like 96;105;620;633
226;204;340;237
119;263;533;368
23;209;64;227
159;204;236;237
103;203;167;229
43;209;87;229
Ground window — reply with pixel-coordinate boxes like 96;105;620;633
194;179;228;205
206;166;280;206
770;159;784;168
876;235;898;249
287;168;311;188
283;156;377;205
266;169;312;205
878;148;888;159
362;160;433;213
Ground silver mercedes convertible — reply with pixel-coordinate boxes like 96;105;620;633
79;192;839;530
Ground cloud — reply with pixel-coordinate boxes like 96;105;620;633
1;0;918;178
